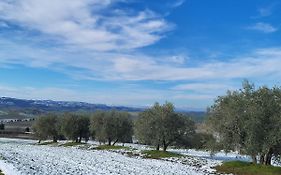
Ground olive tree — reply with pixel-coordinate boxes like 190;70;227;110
32;114;59;143
135;102;195;151
60;113;90;143
208;81;281;165
91;110;133;145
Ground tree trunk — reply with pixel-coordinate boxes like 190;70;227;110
112;139;118;146
53;136;57;143
108;138;112;146
78;136;82;143
259;154;265;164
38;140;41;143
163;140;168;152
251;155;257;164
156;144;160;151
264;148;273;165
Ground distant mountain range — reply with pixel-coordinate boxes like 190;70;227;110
0;97;142;113
0;97;206;121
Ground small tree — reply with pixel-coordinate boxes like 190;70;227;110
91;110;133;145
135;102;195;151
77;115;90;142
60;113;90;143
32;114;59;143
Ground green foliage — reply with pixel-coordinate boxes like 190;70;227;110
190;133;215;149
32;114;59;142
208;80;281;165
135;102;195;151
215;161;281;175
91;110;133;145
60;113;90;143
142;150;183;159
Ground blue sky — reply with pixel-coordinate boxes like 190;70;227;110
1;0;281;110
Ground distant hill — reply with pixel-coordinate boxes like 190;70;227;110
0;97;206;122
0;97;143;119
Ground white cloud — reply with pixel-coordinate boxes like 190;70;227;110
0;0;171;51
170;0;186;8
2;36;281;82
165;55;188;64
247;22;278;33
173;94;214;100
1;0;281;106
0;84;201;108
173;83;233;91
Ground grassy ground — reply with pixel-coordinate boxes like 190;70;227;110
38;141;59;145
142;150;183;159
0;170;4;175
94;145;129;150
60;142;87;147
215;161;281;175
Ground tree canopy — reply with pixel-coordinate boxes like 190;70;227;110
32;114;59;143
60;113;90;143
208;81;281;165
91;110;133;145
135;102;195;151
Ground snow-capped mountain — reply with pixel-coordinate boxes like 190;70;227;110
0;97;142;112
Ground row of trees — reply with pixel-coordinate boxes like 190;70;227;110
33;103;198;151
207;81;281;165
33;111;133;145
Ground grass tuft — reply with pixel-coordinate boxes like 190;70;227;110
60;142;86;147
215;161;281;175
142;150;183;159
38;141;58;146
94;145;129;150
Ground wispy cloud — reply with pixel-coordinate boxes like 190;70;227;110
0;0;171;51
2;36;281;82
0;84;203;108
251;2;280;19
258;7;273;17
247;22;278;33
173;83;234;92
3;0;280;82
1;0;281;109
169;0;186;8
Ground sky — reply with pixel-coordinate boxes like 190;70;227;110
1;0;281;110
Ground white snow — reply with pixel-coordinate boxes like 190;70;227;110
0;159;20;175
0;138;222;175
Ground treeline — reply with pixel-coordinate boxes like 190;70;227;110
33;102;211;151
33;111;133;145
208;81;281;166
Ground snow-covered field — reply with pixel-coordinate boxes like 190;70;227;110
0;138;250;175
